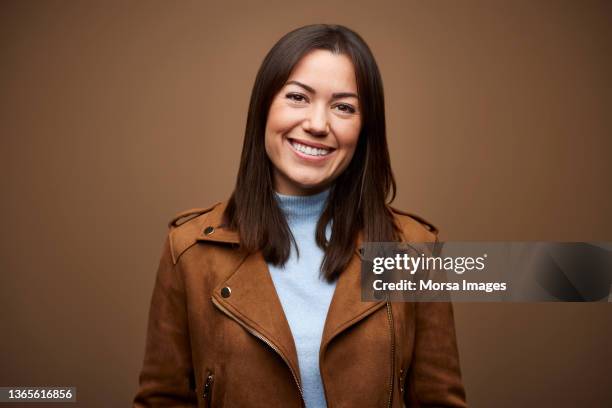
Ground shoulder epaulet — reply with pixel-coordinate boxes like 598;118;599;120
167;203;222;265
389;206;439;236
168;204;219;228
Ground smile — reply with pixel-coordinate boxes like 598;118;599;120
288;139;333;157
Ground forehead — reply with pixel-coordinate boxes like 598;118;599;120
287;49;357;92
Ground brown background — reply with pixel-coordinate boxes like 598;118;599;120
1;1;611;407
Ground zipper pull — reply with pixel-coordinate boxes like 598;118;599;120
203;373;214;400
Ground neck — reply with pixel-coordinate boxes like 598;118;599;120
274;188;330;220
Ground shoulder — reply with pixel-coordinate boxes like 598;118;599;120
388;206;439;243
165;201;225;265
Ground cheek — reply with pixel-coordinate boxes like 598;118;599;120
266;101;302;135
335;120;361;155
264;103;288;159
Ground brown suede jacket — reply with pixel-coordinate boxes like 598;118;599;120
133;200;467;407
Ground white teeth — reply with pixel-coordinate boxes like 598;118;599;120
290;140;331;156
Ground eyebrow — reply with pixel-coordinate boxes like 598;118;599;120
285;80;358;100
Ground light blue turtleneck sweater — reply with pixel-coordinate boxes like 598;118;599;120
267;189;336;408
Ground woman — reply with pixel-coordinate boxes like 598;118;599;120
134;24;466;407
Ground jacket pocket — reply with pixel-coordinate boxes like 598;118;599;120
202;369;215;407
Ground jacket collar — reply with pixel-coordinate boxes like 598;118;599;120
200;200;384;385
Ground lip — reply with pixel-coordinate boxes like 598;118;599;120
288;137;335;150
286;137;335;163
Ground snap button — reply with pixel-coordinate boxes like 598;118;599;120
204;226;215;236
221;286;231;298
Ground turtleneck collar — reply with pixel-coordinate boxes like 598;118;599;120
274;188;330;221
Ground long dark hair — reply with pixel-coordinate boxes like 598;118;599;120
224;24;401;282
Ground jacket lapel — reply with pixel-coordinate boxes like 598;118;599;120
196;201;385;383
197;202;301;384
319;235;386;358
210;250;302;383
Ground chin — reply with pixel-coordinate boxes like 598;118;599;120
284;178;328;194
291;175;326;188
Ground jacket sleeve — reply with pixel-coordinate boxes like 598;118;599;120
133;233;198;407
404;301;467;407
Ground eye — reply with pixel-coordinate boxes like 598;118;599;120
334;103;357;114
286;93;308;103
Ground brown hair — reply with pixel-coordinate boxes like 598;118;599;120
224;23;401;282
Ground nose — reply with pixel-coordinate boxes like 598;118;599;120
302;103;329;137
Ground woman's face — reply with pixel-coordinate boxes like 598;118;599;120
265;49;362;196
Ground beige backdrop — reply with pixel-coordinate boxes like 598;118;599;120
1;1;611;407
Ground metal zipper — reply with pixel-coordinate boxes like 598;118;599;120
211;296;306;407
399;366;406;397
203;371;214;405
386;301;395;408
